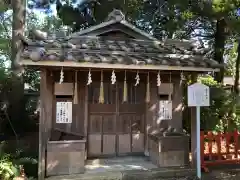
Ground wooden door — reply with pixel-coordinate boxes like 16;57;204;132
117;83;145;155
87;82;117;157
87;81;145;157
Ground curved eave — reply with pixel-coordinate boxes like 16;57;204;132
20;59;220;72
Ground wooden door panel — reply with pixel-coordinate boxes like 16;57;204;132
117;113;145;154
87;80;146;157
88;134;101;156
117;114;131;134
117;114;144;134
89;115;102;133
118;134;131;154
117;82;145;155
103;135;116;155
102;115;116;155
88;114;116;156
132;115;144;133
132;133;144;152
102;115;116;134
88;115;102;157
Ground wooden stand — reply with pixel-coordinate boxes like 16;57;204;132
149;134;189;167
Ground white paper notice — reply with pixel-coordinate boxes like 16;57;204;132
159;100;172;120
56;102;72;123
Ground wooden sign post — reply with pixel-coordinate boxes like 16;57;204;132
188;83;210;179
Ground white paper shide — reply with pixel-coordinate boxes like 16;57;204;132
56;102;72;123
159;100;172;120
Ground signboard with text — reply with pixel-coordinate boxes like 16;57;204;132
56;102;72;123
188;83;210;107
187;82;210;179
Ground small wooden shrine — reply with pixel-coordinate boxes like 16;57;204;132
19;10;221;179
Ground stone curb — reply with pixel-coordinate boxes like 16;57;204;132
46;168;195;180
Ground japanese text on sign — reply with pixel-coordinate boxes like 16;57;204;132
56;102;72;123
159;100;172;120
188;83;210;107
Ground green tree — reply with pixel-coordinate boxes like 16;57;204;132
234;40;240;94
190;0;240;83
225;40;238;77
142;0;240;83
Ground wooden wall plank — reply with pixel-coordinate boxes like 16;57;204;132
38;69;53;180
51;71;86;136
145;73;183;155
73;71;85;135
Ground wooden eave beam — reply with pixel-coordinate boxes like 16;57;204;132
20;59;220;72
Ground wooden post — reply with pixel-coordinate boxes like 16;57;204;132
38;69;53;180
190;73;198;167
84;72;88;159
145;84;158;156
170;74;183;130
84;82;88;135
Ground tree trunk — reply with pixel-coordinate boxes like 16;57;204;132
8;0;26;135
214;19;226;83
11;0;26;72
234;40;240;94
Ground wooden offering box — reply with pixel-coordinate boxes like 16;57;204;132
46;129;86;176
148;129;189;167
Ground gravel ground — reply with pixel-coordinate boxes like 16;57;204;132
163;168;240;180
201;169;240;180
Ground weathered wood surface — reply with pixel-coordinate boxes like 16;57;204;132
148;135;189;167
41;70;187;178
49;71;185;159
54;83;74;96
39;69;53;180
52;70;86;136
87;72;146;157
46;140;86;176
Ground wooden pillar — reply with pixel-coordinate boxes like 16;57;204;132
145;85;158;156
84;81;88;136
190;73;198;167
170;75;183;130
38;69;53;180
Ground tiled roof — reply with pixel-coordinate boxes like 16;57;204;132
20;10;221;70
21;36;220;68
